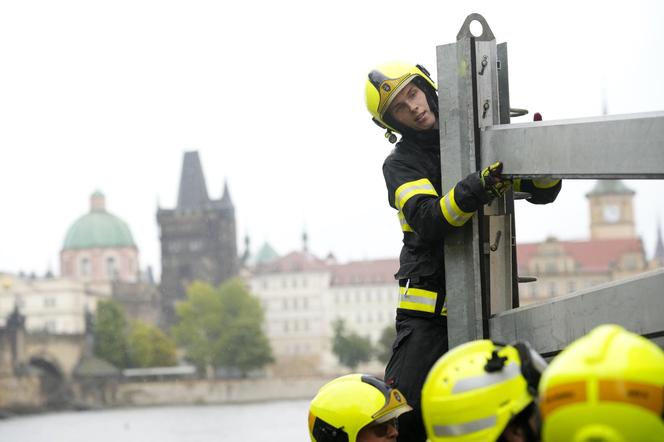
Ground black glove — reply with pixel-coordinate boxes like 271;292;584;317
458;161;511;207
480;161;511;200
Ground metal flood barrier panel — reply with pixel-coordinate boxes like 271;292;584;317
437;13;664;351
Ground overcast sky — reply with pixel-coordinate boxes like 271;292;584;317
1;0;663;279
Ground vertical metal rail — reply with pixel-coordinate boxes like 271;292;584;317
438;13;499;346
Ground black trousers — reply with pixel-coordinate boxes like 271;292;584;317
385;314;449;442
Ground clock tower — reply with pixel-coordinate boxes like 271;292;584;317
586;180;636;239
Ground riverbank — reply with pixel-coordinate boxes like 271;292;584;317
0;375;335;416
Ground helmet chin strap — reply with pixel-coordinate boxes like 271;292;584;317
385;130;397;144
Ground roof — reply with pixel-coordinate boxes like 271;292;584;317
62;193;136;250
254;250;329;273
73;355;120;379
252;242;279;265
517;238;644;273
330;258;398;285
586;180;635;197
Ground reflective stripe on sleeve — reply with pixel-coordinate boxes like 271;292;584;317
395;179;438;211
398;286;447;316
439;187;474;227
532;178;560;189
513;178;522;192
397;211;413;232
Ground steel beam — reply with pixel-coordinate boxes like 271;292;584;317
438;14;490;346
489;269;664;354
481;111;664;178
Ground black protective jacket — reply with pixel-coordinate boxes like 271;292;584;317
383;130;562;283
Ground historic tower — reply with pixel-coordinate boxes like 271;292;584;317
586;180;636;240
157;151;238;326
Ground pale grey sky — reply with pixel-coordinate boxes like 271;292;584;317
1;0;663;279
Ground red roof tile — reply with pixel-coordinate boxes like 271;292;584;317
517;238;644;273
330;258;399;285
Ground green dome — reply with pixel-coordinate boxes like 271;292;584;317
62;192;136;250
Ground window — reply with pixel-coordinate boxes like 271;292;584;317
80;257;91;277
283;321;289;332
44;297;56;308
302;298;308;309
106;256;117;278
45;320;56;332
283;299;288;310
567;281;576;293
548;282;556;297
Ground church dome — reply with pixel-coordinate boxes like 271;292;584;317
62;191;136;250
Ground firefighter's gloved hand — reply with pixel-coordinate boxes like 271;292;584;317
480;161;511;201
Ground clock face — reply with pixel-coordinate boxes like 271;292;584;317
603;205;621;223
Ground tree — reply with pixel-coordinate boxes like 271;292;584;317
172;277;273;376
127;320;178;368
93;299;130;368
332;319;372;370
376;325;397;364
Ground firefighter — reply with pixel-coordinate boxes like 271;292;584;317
308;373;413;442
539;324;664;442
365;61;561;441
421;339;547;442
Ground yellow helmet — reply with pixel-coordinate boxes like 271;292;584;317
539;324;664;442
308;373;412;442
421;339;546;441
365;61;437;142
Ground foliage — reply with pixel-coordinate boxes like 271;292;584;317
171;277;273;376
376;324;397;364
93;299;130;369
332;318;372;370
127;320;178;368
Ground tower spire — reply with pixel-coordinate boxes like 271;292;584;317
177;151;209;210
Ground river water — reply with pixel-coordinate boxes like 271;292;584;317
0;400;310;441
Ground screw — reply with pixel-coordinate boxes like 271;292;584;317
479;55;488;75
482;100;490;118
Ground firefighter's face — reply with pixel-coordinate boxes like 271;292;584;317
388;82;437;131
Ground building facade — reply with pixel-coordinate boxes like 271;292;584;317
248;249;398;377
0;275;95;334
157;151;238;327
517;180;661;304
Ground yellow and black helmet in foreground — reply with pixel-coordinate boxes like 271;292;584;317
421;339;546;441
365;62;437;142
308;373;412;442
539;324;664;442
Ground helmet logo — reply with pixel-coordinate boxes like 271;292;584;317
394;391;402;402
382;83;391;92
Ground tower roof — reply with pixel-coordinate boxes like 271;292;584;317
586;180;635;197
62;192;136;250
177;151;209;210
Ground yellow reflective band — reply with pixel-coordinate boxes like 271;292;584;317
532;178;560;189
395;179;438;211
440;187;474;227
513;178;522;192
398;286;446;315
398;211;413;232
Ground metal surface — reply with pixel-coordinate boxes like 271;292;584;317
438;30;485;345
481;111;664;178
489;269;664;354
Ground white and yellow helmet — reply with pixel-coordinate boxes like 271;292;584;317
309;373;412;441
365;61;437;141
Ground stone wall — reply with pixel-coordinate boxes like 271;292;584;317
0;375;43;410
115;376;334;407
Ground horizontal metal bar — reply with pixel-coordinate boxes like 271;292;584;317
480;111;664;178
489;269;664;353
